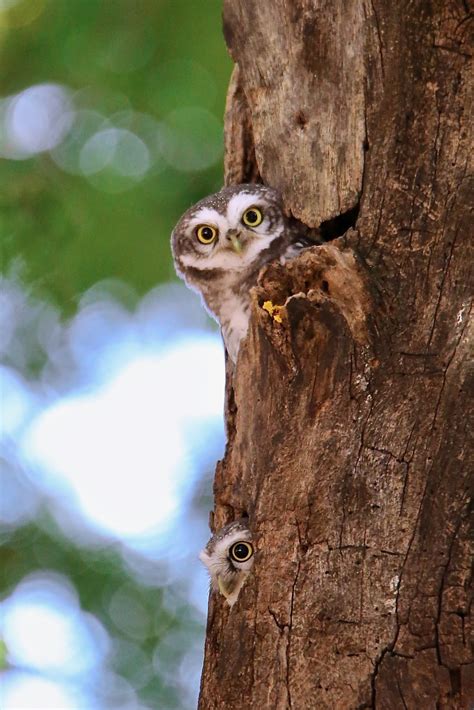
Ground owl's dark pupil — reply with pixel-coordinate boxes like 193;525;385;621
201;227;213;239
232;543;249;560
246;210;258;224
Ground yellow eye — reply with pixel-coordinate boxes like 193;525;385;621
229;541;253;563
242;206;263;227
196;225;218;244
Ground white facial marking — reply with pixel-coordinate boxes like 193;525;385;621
226;192;263;226
199;521;254;608
179;249;248;271
186;207;228;235
199;527;253;577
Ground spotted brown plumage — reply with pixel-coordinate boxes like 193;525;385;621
171;183;318;362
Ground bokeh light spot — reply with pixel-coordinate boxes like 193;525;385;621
50;109;107;175
1;84;73;159
79;128;151;192
0;672;85;710
1;573;109;676
80;127;118;175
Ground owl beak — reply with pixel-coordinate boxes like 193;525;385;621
227;230;243;254
217;576;231;598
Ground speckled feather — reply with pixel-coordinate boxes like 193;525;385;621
171;184;318;361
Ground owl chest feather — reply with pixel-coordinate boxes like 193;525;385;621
218;292;251;363
201;276;251;362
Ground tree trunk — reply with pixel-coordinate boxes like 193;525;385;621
199;2;473;708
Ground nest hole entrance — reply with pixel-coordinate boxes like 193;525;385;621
319;203;360;241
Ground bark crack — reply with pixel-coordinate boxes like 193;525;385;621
369;309;470;701
396;679;409;710
370;646;390;708
431;88;443;190
434;507;468;668
427;226;458;348
369;0;385;80
339;393;375;548
433;43;472;59
267;555;301;710
367;189;385;255
429;298;471;435
286;559;301;710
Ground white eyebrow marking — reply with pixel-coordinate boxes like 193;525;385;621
226;192;262;226
186;207;228;235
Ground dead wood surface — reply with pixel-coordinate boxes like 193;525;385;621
200;1;473;708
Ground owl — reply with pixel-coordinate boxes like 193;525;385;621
199;519;254;607
171;184;316;362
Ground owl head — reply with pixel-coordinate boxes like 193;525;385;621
171;184;288;282
199;519;254;607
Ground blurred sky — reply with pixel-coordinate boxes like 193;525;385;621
0;1;232;708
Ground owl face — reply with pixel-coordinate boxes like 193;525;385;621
199;520;254;607
171;184;286;279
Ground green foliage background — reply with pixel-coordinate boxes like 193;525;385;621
0;1;232;707
1;0;231;307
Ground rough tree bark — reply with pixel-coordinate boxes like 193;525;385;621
200;2;473;709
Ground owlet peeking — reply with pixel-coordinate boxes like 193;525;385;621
171;184;317;362
199;519;254;607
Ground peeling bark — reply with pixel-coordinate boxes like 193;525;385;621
199;1;473;708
